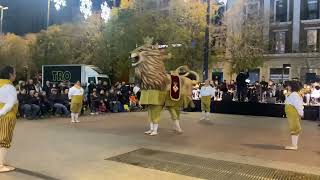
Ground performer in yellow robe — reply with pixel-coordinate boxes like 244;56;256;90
284;81;303;150
68;81;84;123
0;66;18;172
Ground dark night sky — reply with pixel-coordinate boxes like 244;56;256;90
0;0;114;35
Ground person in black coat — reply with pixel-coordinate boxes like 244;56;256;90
17;89;30;118
28;91;41;119
40;91;51;116
48;90;70;116
42;81;52;96
236;71;249;102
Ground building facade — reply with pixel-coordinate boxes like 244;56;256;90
0;0;120;35
215;0;320;83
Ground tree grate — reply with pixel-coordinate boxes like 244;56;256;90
107;148;320;180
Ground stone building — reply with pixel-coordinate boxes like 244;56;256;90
214;0;320;83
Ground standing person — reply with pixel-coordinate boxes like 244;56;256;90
284;81;303;150
0;66;18;172
200;80;214;121
68;81;84;123
236;71;249;102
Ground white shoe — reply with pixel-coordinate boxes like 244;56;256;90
200;117;206;121
0;165;15;173
285;145;298;150
173;120;183;134
149;131;158;136
144;130;153;134
90;113;95;115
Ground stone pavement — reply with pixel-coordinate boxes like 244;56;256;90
0;112;319;180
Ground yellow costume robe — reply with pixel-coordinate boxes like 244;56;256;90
68;85;84;113
285;92;303;135
0;79;18;148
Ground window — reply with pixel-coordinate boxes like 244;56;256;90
307;29;318;51
274;0;288;22
275;31;286;53
270;68;290;82
246;2;260;19
307;0;319;19
88;77;96;84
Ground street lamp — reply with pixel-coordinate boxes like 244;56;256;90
47;0;66;29
0;6;8;35
282;64;291;83
203;0;211;81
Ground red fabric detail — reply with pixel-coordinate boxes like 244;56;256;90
170;75;180;100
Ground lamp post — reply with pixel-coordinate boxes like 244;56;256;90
282;64;291;83
0;6;8;35
203;0;211;81
47;0;51;29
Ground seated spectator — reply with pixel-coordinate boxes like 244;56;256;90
43;81;51;96
49;89;70;116
98;90;108;113
18;89;30;118
26;79;36;94
108;90;121;113
62;88;70;110
22;90;41;119
40;91;51;116
129;93;140;112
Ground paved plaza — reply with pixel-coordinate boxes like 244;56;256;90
0;112;319;180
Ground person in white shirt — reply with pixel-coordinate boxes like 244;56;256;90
200;80;214;121
0;66;18;172
68;81;84;123
284;81;304;150
192;86;200;100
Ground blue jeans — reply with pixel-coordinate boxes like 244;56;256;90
53;103;69;116
23;104;40;119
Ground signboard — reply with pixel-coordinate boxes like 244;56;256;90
43;65;82;84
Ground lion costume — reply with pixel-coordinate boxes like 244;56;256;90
130;44;195;136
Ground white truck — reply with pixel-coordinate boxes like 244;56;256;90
42;64;111;86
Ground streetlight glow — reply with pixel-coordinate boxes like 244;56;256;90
101;2;111;23
51;0;66;11
80;0;92;20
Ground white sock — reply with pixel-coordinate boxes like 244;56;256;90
0;148;7;166
75;113;80;122
149;123;154;131
174;120;182;131
153;124;159;133
71;113;75;122
201;111;206;120
206;112;210;119
292;135;299;147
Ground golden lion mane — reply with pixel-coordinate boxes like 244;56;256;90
133;46;168;90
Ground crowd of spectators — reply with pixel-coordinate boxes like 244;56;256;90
191;77;319;105
16;79;142;120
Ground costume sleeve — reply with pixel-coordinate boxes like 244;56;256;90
0;85;17;117
291;93;304;117
68;87;74;100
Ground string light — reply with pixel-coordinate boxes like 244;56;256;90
80;0;93;20
101;2;111;23
51;0;66;11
